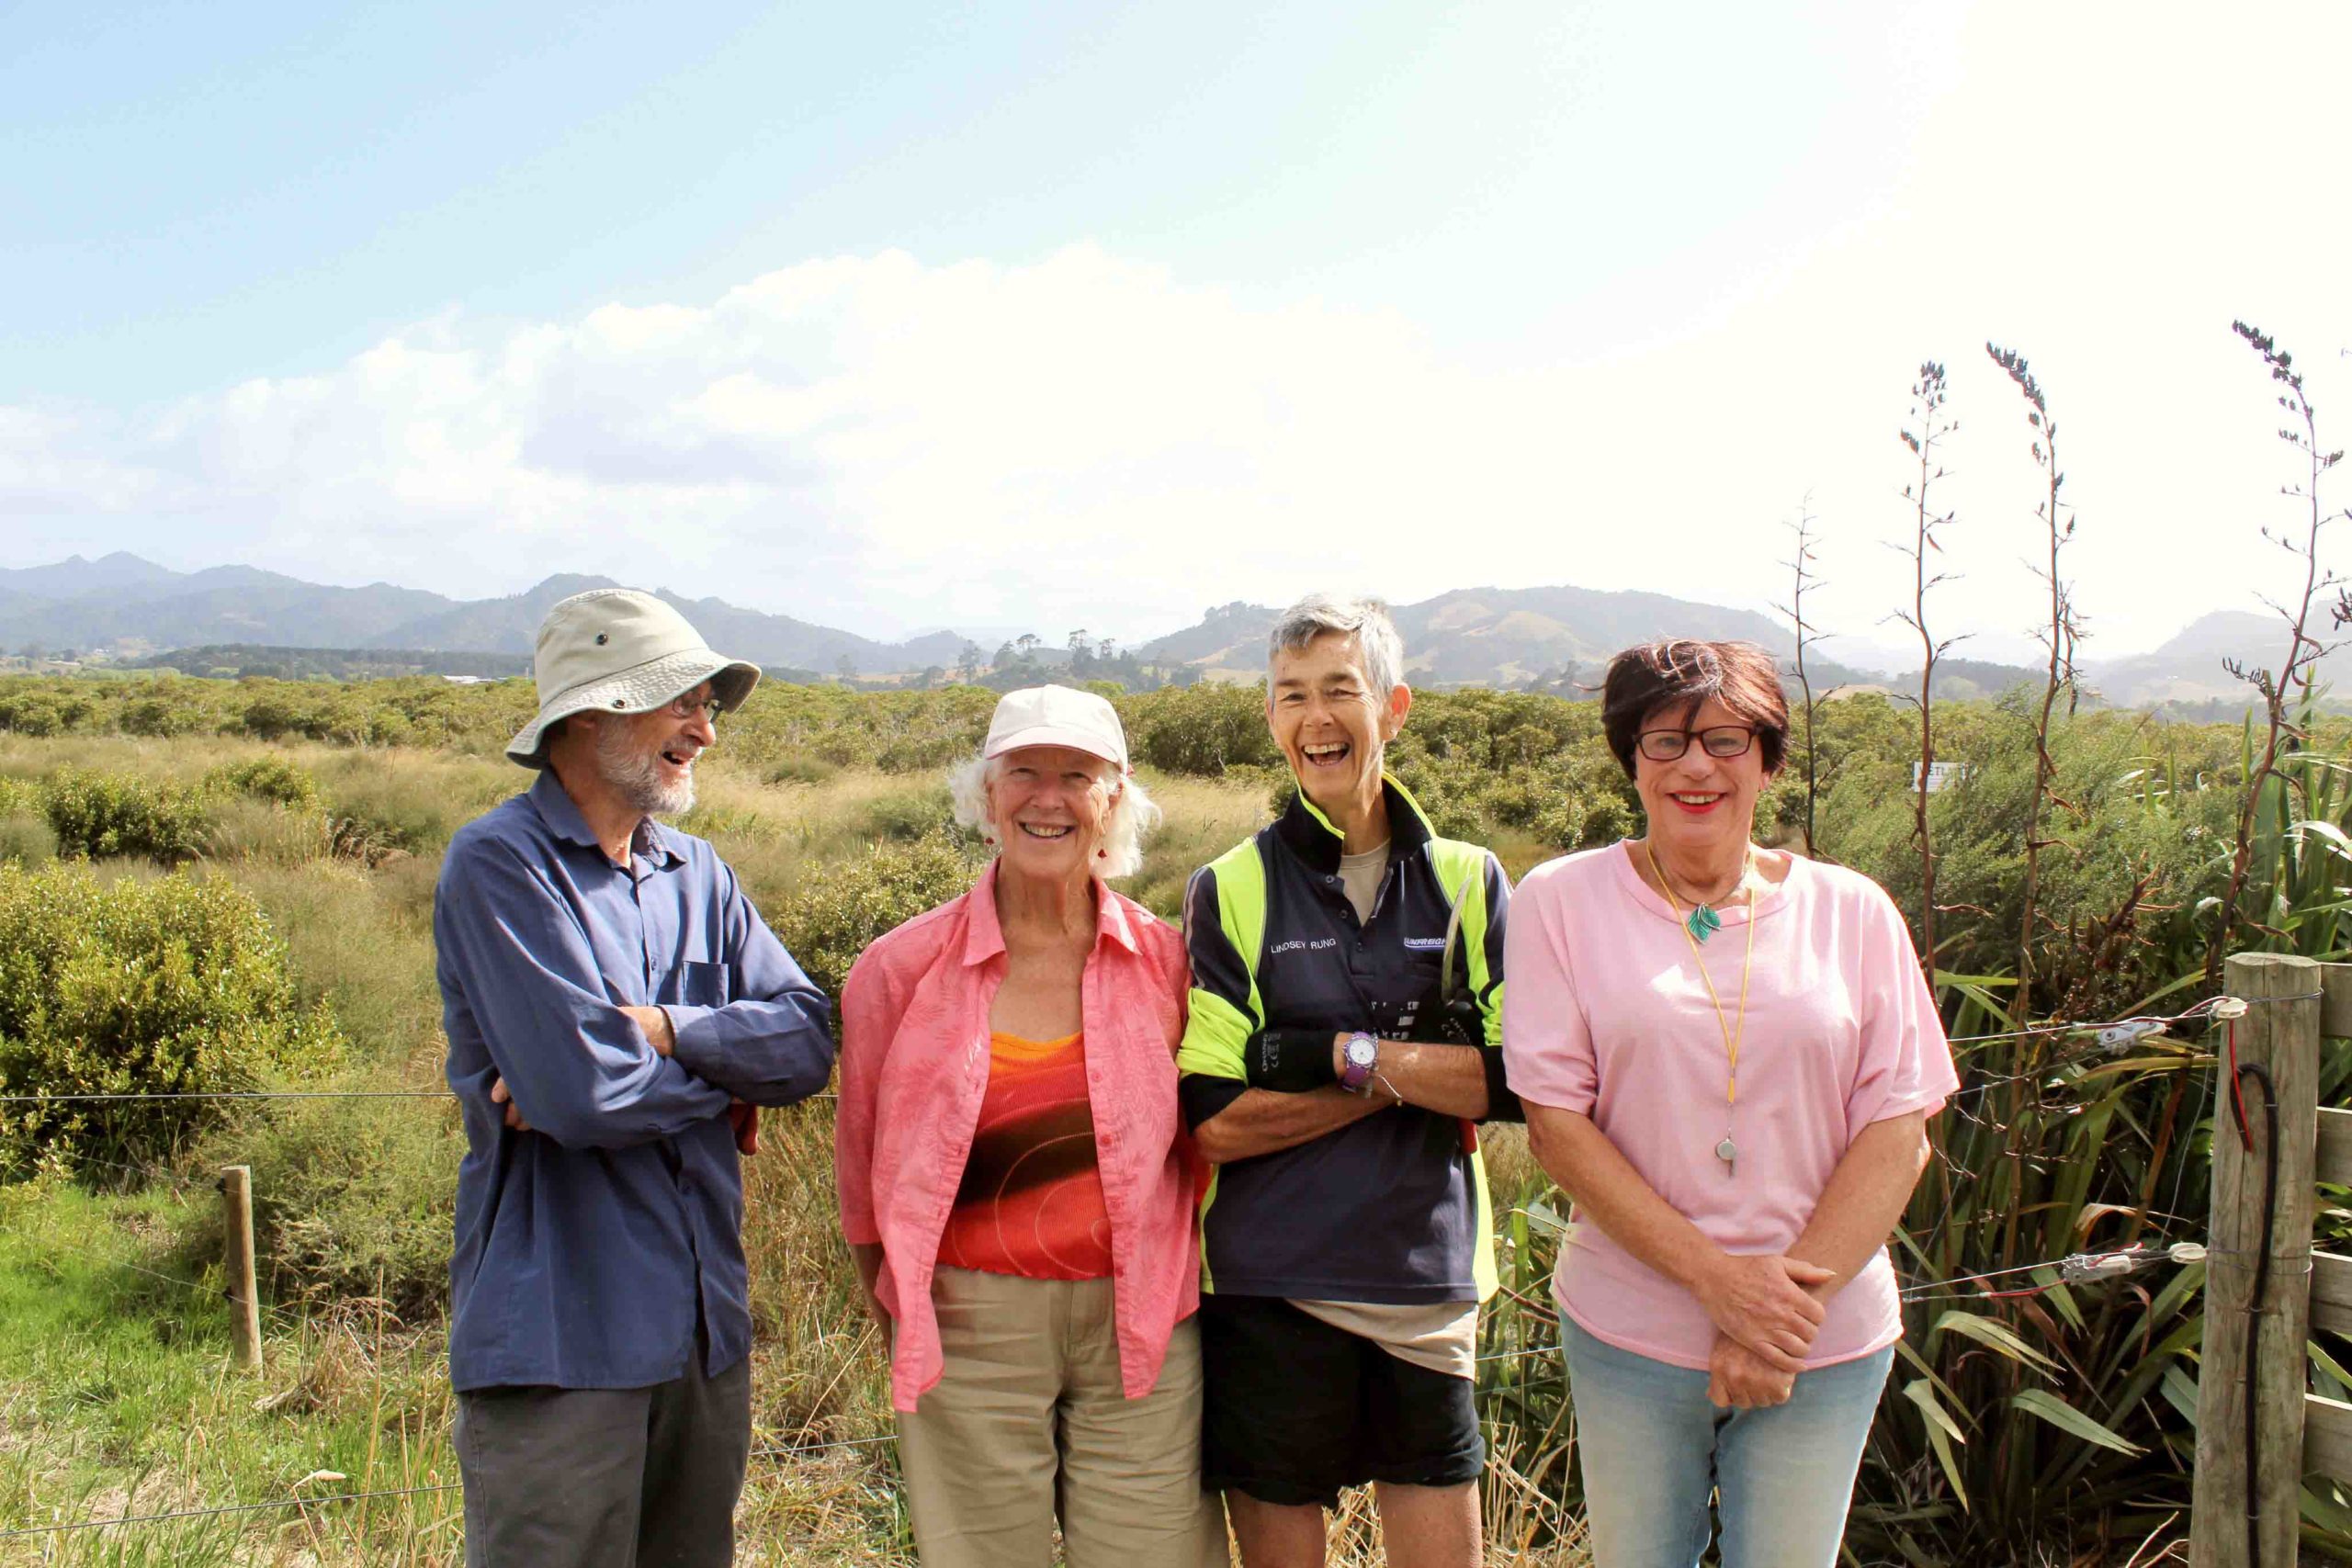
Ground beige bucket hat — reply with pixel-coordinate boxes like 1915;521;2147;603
504;588;762;769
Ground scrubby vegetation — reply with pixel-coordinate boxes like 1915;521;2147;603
0;863;344;1172
0;659;2346;1564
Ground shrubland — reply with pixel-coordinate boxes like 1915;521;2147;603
0;669;2341;1563
0;863;344;1173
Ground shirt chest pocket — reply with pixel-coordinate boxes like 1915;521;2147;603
673;960;731;1007
1361;947;1448;1038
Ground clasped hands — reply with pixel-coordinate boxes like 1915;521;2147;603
1696;1250;1837;1411
488;1004;759;1154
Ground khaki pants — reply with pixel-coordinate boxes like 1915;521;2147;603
898;1268;1227;1568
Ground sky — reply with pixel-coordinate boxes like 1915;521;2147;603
3;0;2347;661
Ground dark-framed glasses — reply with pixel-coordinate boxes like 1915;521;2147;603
1635;725;1756;762
664;693;725;723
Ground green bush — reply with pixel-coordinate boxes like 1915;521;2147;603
318;774;484;861
0;863;344;1168
119;694;206;738
170;859;458;1310
0;812;57;865
855;783;956;842
768;829;986;1013
764;754;842;786
1127;683;1282;775
1479;773;1555;829
41;768;215;862
204;754;322;812
194;1093;460;1316
1530;786;1637;852
0;691;66;736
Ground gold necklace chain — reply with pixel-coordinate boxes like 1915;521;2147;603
1644;842;1758;1156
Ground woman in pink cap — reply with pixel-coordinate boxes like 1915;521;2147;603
1502;640;1957;1568
835;685;1221;1568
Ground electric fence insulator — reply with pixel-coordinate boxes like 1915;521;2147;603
2059;1248;2149;1282
2096;1020;2168;1053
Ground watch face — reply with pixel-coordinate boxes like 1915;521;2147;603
1347;1036;1379;1068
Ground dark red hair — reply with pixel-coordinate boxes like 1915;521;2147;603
1600;639;1789;779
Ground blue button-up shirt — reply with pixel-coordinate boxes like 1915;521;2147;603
435;771;835;1392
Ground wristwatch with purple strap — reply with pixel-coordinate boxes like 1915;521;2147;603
1338;1031;1381;1094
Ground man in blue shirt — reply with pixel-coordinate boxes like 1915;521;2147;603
435;588;836;1568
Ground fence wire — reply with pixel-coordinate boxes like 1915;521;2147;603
0;1431;917;1540
0;991;2292;1543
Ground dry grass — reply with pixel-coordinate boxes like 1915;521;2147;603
0;733;233;787
685;764;956;913
689;761;1272;924
1125;771;1280;919
0;739;1594;1564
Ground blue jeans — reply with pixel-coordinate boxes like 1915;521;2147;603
1563;1319;1892;1568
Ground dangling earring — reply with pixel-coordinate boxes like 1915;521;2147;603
1096;846;1108;860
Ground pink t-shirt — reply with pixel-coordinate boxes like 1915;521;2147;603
1501;841;1957;1371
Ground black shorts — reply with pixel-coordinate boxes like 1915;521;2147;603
1198;1294;1484;1508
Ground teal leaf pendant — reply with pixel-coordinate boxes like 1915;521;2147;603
1687;904;1722;943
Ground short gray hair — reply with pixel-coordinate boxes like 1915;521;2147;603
945;754;1160;880
1268;594;1407;696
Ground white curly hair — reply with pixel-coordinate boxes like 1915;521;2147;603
946;753;1160;879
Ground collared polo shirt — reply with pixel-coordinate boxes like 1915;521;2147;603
1177;776;1511;1303
435;771;835;1393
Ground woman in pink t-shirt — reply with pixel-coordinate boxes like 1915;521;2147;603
1502;640;1956;1568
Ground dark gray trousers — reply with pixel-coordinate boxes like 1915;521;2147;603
456;1348;752;1568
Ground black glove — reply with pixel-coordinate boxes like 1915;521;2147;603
1369;987;1482;1045
1245;1028;1340;1092
1432;993;1483;1045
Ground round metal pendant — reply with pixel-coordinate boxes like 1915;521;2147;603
1715;1137;1737;1163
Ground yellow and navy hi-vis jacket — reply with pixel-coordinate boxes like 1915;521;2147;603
1175;775;1511;1303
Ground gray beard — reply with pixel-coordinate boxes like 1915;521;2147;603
597;724;695;818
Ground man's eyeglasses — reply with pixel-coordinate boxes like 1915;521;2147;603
1635;725;1757;762
663;693;724;723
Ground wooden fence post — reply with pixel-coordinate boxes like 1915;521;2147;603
2190;953;2321;1567
220;1164;263;1372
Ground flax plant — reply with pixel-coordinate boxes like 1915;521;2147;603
2205;321;2346;985
1891;362;1962;971
1773;493;1837;858
1985;343;2084;1021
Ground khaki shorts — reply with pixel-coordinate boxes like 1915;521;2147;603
897;1267;1227;1568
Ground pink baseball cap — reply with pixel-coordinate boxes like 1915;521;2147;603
982;685;1129;772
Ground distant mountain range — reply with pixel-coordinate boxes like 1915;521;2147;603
1144;589;1892;688
0;553;2325;711
0;555;949;677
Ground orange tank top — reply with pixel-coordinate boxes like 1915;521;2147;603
936;1032;1114;1280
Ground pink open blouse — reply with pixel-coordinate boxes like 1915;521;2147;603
1501;842;1957;1371
836;862;1199;1412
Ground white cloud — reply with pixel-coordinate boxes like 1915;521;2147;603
3;236;2346;658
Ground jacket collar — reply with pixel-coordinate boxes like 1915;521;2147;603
958;858;1144;966
527;770;684;868
1272;773;1435;876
